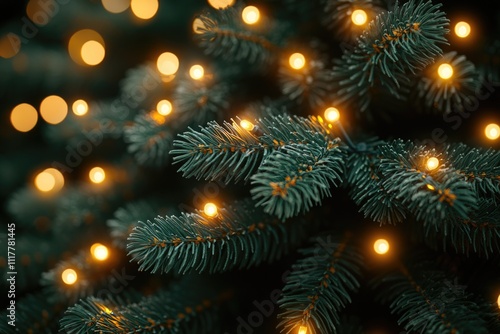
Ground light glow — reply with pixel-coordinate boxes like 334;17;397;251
101;0;130;13
10;103;38;132
203;203;218;217
189;65;204;80
242;6;260;25
61;269;77;285
89;167;106;184
289;53;306;70
485;123;500;140
157;100;173;116
374;239;389;255
81;40;105;66
454;21;471;38
72;99;89;116
240;120;255;131
40;95;68;125
351;9;368;26
426;157;440;171
324;107;340;122
131;0;159;20
208;0;234;9
438;63;453;80
157;52;179;76
298;325;308;334
91;243;109;261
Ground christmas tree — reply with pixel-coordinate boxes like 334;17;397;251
1;0;500;332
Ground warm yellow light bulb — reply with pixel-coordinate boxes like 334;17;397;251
61;268;77;285
101;0;129;14
374;239;389;255
437;63;453;80
240;120;255;131
242;6;260;25
81;40;105;66
91;243;109;261
289;53;306;70
157;100;173;116
157;52;179;76
193;18;206;34
485;123;500;140
72;99;89;116
35;171;56;192
426;184;435;191
208;0;235;9
497;294;500;309
189;65;205;80
298;325;308;334
40;95;68;125
454;21;471;38
324;107;340;122
351;9;368;26
131;0;159;20
204;203;218;217
89;167;106;184
10;103;38;132
426;157;439;171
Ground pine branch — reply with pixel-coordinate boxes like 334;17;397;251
277;233;363;334
170;114;338;184
415;51;482;113
445;143;500;198
374;263;489;333
331;0;449;111
127;199;315;274
251;142;344;219
124;112;173;167
195;6;283;64
60;278;230;333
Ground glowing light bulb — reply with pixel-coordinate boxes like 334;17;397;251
240;120;255;131
189;65;204;80
242;6;260;25
454;21;471;38
157;100;173;116
40;95;68;125
89;167;106;184
324;107;340;122
72;99;89;116
426;184;435;191
131;0;159;20
208;0;234;9
61;268;77;285
193;18;206;34
497;294;500;309
426;157;439;171
289;53;306;70
157;52;179;76
34;170;56;192
101;0;129;14
90;243;109;261
351;9;368;26
298;326;308;334
438;63;453;80
81;40;105;66
374;239;389;255
485;123;500;140
204;203;218;217
10;103;38;132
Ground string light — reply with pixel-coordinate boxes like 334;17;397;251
289;53;306;70
351;9;368;26
240;120;255;131
437;63;453;80
298;325;308;334
193;18;206;34
454;21;471;38
34;170;56;192
72;99;89;116
68;29;105;66
101;0;129;14
242;6;260;25
189;65;204;80
90;243;109;261
157;52;179;76
324;107;340;122
61;268;77;285
131;0;159;20
208;0;234;9
157;100;173;116
485;123;500;140
0;33;21;59
40;95;68;125
10;103;38;132
373;239;389;255
203;203;218;217
89;167;106;184
497;294;500;309
81;40;105;66
426;184;435;191
426;157;439;171
26;0;56;26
